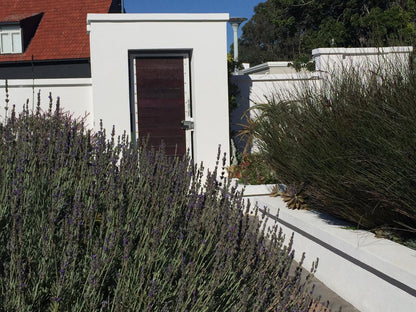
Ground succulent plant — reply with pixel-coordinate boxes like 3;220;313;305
272;183;309;210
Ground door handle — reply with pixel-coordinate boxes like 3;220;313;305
181;120;194;130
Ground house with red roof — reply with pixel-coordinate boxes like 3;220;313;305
0;0;122;132
0;0;122;79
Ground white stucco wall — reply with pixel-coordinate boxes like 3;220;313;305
313;46;413;74
231;46;413;153
249;194;416;312
87;13;230;170
240;73;320;105
0;78;93;125
230;73;320;152
233;46;413;111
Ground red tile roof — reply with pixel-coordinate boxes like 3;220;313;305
0;0;116;62
2;13;41;23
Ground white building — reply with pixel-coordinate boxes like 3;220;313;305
87;14;230;169
0;0;230;170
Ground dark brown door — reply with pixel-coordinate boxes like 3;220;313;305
135;57;186;156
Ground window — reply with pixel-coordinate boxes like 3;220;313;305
0;25;22;54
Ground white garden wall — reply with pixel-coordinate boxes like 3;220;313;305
247;193;416;312
87;13;230;170
231;46;413;153
313;46;413;74
230;72;320;152
0;78;92;125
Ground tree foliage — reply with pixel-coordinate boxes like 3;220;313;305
239;0;416;65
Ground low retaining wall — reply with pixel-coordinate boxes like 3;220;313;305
240;184;416;312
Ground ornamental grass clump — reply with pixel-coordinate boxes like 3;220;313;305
0;100;317;311
252;61;416;239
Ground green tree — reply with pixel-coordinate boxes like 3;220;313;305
239;0;416;66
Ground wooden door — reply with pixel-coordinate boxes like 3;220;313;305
135;57;186;156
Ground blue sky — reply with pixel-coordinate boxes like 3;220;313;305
123;0;264;50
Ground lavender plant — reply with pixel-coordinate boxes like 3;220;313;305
0;100;317;311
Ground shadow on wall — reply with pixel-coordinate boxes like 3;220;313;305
230;74;252;154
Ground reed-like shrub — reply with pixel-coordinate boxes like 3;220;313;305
253;65;416;236
0;102;317;311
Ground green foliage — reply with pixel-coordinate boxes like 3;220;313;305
0;102;317;311
227;53;241;112
289;53;315;72
228;153;278;185
239;0;416;65
252;64;416;237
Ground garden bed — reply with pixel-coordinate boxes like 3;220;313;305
241;184;416;312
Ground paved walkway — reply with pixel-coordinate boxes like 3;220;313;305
308;273;360;311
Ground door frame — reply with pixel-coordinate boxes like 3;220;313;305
128;50;193;157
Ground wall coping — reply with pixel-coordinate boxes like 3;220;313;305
238;61;292;75
232;72;320;82
312;46;413;57
87;13;230;26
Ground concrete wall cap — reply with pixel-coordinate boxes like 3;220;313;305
246;73;319;82
87;13;230;25
312;46;413;56
239;61;292;74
